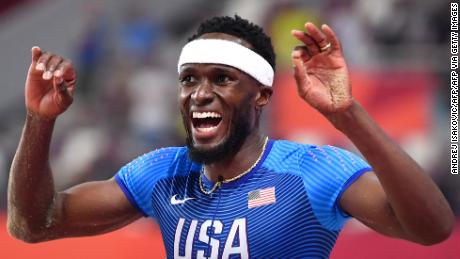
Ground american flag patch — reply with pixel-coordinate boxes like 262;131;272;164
248;187;276;208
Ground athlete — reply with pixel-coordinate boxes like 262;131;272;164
7;15;454;258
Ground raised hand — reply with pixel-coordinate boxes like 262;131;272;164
25;46;76;118
291;23;352;115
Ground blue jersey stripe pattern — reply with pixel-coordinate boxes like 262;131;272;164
116;140;372;258
116;147;189;217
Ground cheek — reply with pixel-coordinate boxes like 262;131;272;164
216;86;245;102
178;89;191;108
233;95;257;118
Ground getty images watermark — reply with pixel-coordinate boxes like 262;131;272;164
451;3;458;174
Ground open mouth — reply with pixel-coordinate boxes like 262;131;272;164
191;111;223;133
190;111;226;143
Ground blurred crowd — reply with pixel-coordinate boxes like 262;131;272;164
0;0;457;216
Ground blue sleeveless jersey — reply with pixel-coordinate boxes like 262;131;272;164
115;139;372;259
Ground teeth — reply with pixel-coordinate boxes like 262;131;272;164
192;112;222;119
197;125;218;132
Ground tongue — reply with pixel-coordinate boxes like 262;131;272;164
196;117;221;128
200;122;216;128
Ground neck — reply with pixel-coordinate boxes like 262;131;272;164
204;131;266;182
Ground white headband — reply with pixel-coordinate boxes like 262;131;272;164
177;39;274;87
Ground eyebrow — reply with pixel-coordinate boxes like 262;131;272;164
179;66;196;74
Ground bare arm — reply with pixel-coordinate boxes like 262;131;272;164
333;102;454;245
291;23;454;245
7;47;141;243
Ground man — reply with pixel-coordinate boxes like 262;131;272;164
7;15;454;258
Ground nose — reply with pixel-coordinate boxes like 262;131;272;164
191;80;214;105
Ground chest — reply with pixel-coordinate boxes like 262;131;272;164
152;173;330;258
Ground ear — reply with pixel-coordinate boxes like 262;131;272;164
255;86;273;108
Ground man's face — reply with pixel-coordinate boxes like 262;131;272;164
178;33;263;163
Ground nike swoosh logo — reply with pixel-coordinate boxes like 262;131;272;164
170;194;195;205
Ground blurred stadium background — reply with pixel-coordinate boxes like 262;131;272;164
0;0;458;258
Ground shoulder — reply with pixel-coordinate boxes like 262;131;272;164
270;139;337;156
265;139;319;174
271;141;372;230
269;139;370;176
269;139;315;160
119;146;191;181
272;139;362;162
303;145;370;174
115;146;190;218
268;139;335;165
124;146;188;170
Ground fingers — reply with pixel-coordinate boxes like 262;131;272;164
291;22;339;55
53;60;73;79
52;61;76;107
43;55;63;80
291;50;308;88
321;24;341;52
35;51;52;73
53;80;74;110
53;60;76;94
291;30;321;55
292;46;311;63
33;50;74;82
304;23;329;51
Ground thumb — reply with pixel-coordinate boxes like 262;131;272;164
291;53;308;88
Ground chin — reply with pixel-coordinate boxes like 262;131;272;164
186;119;250;164
191;133;228;150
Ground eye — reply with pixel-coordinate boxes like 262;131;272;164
179;75;196;86
215;74;232;85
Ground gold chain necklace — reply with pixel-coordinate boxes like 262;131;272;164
199;137;269;195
